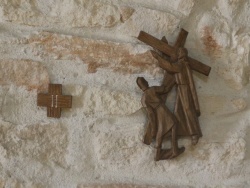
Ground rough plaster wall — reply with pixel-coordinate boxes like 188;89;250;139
0;0;249;187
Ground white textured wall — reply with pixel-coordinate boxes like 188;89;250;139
0;0;249;187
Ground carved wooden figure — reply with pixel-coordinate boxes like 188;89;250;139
152;49;202;145
137;29;211;159
136;77;185;161
37;84;72;118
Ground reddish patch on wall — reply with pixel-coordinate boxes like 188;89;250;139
0;60;49;92
201;26;222;58
87;61;109;73
26;32;161;75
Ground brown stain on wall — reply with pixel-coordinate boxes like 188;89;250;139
0;59;49;91
201;26;222;58
27;32;160;75
87;61;109;73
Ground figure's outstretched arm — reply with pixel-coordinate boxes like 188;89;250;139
151;51;180;73
153;74;176;95
154;83;175;95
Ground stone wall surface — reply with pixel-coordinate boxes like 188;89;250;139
0;0;249;187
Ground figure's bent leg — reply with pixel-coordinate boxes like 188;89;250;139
160;124;185;159
170;125;185;159
143;123;152;145
172;125;178;154
155;136;163;161
160;126;175;160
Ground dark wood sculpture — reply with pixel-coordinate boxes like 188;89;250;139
138;29;211;76
37;84;72;118
137;28;211;160
137;77;185;160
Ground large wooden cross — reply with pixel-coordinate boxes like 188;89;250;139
138;29;211;76
37;84;72;118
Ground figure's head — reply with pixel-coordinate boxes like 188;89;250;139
178;47;188;59
136;77;149;91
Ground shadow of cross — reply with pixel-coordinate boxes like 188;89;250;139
137;28;211;76
37;84;72;118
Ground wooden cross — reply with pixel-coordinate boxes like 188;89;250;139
138;29;211;76
37;84;72;118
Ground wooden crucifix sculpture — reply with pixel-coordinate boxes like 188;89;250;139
137;28;211;160
37;84;72;118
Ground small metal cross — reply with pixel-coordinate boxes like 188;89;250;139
37;84;72;118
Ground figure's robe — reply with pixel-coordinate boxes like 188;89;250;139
142;86;177;148
158;58;202;138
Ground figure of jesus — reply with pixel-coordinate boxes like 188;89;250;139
151;48;202;145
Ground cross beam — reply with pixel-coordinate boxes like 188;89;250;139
137;29;211;76
37;84;72;118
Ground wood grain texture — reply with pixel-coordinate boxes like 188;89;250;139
138;31;175;55
138;29;211;76
188;57;211;76
137;29;211;160
136;77;185;160
174;28;188;49
37;84;72;118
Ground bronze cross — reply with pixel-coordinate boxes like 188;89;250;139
37;84;72;118
137;29;211;76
